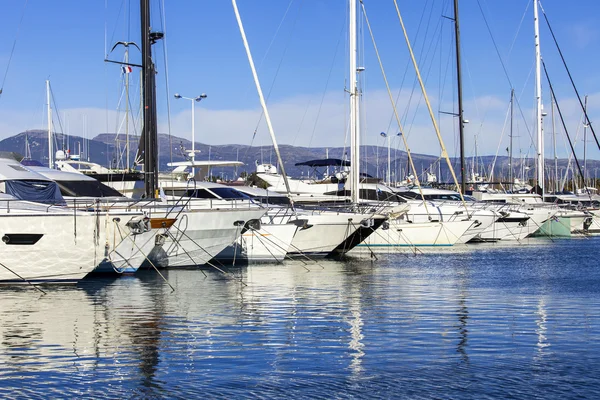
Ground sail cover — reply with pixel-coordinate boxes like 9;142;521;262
294;158;350;167
4;179;65;204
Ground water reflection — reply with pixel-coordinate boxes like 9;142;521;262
0;239;600;398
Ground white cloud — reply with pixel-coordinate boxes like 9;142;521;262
2;89;599;160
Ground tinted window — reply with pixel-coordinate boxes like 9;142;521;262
210;187;250;200
58;180;124;197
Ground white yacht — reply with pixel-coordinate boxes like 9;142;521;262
0;157;165;283
159;175;294;263
256;165;488;247
471;190;587;238
233;185;388;258
49;159;269;268
398;187;552;241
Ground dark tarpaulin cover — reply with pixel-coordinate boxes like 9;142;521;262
4;179;65;204
294;158;350;167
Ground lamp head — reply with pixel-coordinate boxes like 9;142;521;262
195;93;207;102
380;132;387;138
174;93;182;99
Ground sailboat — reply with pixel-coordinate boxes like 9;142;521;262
51;0;268;268
229;0;387;259
257;0;486;248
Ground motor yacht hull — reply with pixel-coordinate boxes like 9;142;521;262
358;219;474;248
0;211;152;283
214;222;299;263
150;208;266;267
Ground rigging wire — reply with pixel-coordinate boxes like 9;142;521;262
253;0;304;134
242;0;300;164
0;0;29;99
538;0;600;153
106;0;127;58
384;0;432;134
506;0;532;64
475;0;513;89
391;0;468;206
360;0;432;217
472;0;534;161
542;59;591;199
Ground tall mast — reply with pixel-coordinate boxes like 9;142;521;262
534;0;544;197
453;0;466;193
349;0;360;203
140;0;161;198
509;88;514;190
46;80;53;168
551;94;558;192
125;47;130;169
583;95;588;187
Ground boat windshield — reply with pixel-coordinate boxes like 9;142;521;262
57;180;124;198
209;187;251;200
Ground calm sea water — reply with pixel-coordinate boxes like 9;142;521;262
1;237;599;399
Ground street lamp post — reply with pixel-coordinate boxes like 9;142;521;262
174;92;207;176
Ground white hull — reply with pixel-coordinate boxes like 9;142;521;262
0;207;152;283
286;211;368;257
359;219;474;247
94;224;162;274
151;208;267;267
215;222;298;263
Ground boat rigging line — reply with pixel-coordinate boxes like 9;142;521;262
538;1;600;154
542;59;591;200
0;0;28;99
359;1;433;219
392;0;469;209
0;262;46;295
232;0;294;208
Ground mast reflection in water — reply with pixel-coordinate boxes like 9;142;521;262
1;238;600;398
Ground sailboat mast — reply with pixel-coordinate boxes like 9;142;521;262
231;0;293;199
140;0;160;198
534;0;544;197
583;95;588;187
551;95;558;191
125;47;130;169
349;0;360;203
509;88;514;190
46;80;53;168
453;0;466;193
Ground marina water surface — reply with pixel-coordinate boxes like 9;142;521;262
1;238;599;398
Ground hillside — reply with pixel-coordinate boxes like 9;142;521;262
2;130;598;184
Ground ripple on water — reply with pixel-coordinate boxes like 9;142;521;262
1;238;600;398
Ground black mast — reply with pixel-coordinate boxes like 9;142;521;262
140;0;162;198
453;0;466;193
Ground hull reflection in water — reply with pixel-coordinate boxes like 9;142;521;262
1;238;600;398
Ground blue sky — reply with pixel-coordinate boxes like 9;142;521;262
1;0;599;162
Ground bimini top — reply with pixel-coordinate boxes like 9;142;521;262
294;158;350;167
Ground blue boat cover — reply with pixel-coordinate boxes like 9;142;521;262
4;179;65;204
295;158;350;167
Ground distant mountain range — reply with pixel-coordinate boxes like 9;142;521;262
2;129;598;184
